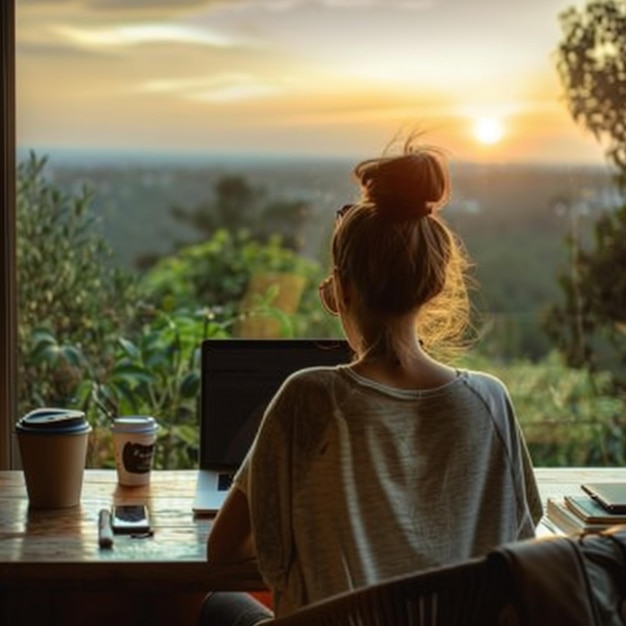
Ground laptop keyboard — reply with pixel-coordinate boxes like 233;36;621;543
218;472;234;491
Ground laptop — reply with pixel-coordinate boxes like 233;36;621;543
192;338;352;515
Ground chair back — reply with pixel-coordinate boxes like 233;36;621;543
270;527;626;626
269;556;511;626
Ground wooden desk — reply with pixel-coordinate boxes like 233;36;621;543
2;467;626;626
0;470;264;626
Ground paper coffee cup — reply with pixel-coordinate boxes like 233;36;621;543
16;408;91;509
111;416;158;486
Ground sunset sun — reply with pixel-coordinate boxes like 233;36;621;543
473;117;505;145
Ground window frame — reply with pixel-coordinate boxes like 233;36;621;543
1;0;17;470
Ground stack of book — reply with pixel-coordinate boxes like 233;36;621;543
545;483;626;536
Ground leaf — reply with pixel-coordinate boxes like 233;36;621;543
180;371;200;399
117;337;140;360
111;363;155;385
60;345;84;367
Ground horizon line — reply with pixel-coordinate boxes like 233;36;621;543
16;144;611;171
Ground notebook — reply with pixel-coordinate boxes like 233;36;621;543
565;494;626;524
192;338;352;515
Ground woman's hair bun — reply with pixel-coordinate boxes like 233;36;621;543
354;147;449;221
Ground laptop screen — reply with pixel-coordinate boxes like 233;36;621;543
199;338;353;469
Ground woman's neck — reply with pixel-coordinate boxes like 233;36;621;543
351;339;456;390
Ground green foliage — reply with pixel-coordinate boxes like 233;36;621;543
27;306;232;469
140;229;321;321
16;152;138;417
84;308;231;469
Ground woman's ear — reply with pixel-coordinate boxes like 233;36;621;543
333;268;351;312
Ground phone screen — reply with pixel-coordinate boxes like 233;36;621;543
111;504;150;534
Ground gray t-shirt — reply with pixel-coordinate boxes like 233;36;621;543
235;366;543;617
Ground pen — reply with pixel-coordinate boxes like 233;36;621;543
98;508;114;549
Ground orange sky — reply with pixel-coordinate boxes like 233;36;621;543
15;0;608;165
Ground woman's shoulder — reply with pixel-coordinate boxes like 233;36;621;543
457;368;511;397
272;365;346;398
281;364;350;392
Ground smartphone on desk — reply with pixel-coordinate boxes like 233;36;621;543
111;504;150;534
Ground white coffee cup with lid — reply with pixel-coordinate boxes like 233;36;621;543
111;416;158;486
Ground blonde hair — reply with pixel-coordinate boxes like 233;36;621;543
331;133;473;359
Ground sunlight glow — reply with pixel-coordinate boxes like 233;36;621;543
473;117;505;145
15;0;606;164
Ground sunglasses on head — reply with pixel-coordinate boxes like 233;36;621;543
336;204;355;221
318;274;339;316
319;204;355;315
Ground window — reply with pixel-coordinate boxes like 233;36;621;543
4;0;625;469
1;0;16;470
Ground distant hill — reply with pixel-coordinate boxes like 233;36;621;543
30;151;621;358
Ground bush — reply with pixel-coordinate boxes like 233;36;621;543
141;229;318;314
140;228;342;339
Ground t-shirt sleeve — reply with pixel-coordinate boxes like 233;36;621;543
471;372;544;534
498;382;544;531
519;423;544;526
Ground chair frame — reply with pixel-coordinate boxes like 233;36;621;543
269;556;513;626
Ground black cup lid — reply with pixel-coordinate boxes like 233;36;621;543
16;408;90;434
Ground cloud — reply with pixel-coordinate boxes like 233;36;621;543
137;73;283;102
18;0;431;10
85;0;215;8
52;23;250;48
16;0;234;25
17;0;221;9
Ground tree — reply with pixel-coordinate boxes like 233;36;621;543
170;174;310;252
171;175;262;236
544;0;626;384
557;0;626;178
16;152;138;414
